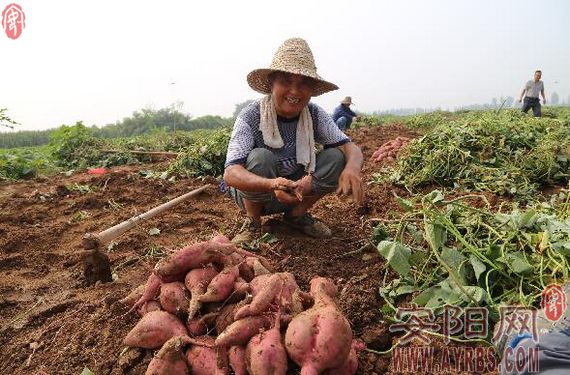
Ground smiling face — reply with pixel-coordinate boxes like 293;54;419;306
534;71;542;82
270;72;315;118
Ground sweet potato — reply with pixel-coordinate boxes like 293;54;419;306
124;310;188;349
145;336;189;375
215;240;275;273
249;274;272;296
324;339;366;375
129;273;162;314
119;284;145;307
236;272;305;319
234;274;282;319
138;300;162;316
198;264;240;304
240;257;271;282
159;281;189;316
246;313;287;375
215;315;271;347
186;312;219;337
228;346;248;375
215;303;240;334
285;277;353;374
154;240;227;278
185;267;218;320
186;336;229;375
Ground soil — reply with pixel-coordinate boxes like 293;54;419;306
0;123;487;374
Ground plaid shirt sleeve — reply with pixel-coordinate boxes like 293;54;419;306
312;104;351;148
224;116;255;167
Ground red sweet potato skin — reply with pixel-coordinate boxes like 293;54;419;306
228;346;248;375
185;267;218;320
145;336;188;375
246;321;287;375
215;315;271;347
198;265;239;303
124;310;188;349
324;340;366;375
159;281;189;316
186;336;228;375
284;278;353;374
154;240;224;278
129;273;162;313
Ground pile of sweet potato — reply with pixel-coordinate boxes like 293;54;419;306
370;136;411;163
118;234;364;374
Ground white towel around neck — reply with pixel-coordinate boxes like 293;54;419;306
259;95;315;173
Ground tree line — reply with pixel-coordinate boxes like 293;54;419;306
0;106;234;149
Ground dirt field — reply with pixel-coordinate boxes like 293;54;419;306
1;124;437;374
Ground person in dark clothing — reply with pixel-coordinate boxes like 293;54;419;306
332;96;358;131
519;70;546;117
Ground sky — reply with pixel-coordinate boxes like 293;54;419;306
1;0;569;132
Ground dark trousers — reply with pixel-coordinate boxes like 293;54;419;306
229;148;345;215
521;97;541;117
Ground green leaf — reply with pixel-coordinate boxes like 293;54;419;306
377;240;411;276
425;222;446;250
499;252;534;275
80;368;95;375
395;195;414;212
425;190;444;204
469;255;487;282
441;247;467;271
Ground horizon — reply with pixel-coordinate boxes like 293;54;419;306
1;0;569;132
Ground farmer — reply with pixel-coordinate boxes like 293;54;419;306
223;37;364;245
519;70;546;117
332;96;359;131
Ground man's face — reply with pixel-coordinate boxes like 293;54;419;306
534;72;542;81
271;72;314;118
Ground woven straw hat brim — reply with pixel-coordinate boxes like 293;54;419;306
247;68;339;97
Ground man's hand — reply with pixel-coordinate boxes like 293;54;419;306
518;98;523;103
270;177;301;204
336;166;364;204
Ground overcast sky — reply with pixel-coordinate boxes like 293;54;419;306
1;0;569;132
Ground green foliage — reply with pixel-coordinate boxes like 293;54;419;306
384;110;570;199
377;189;570;317
0;147;54;180
168;128;231;178
0;108;18;129
49;122;104;168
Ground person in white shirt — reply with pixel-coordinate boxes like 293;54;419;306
519;70;546;117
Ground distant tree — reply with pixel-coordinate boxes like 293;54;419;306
491;98;498;107
551;92;559;105
504;96;515;107
0;108;18;130
233;100;255;118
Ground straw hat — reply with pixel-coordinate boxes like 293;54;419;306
247;38;338;97
341;96;354;105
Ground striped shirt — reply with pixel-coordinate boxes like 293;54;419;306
225;101;350;176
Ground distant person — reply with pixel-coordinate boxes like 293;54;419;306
332;96;359;131
223;38;364;246
519;70;546;117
